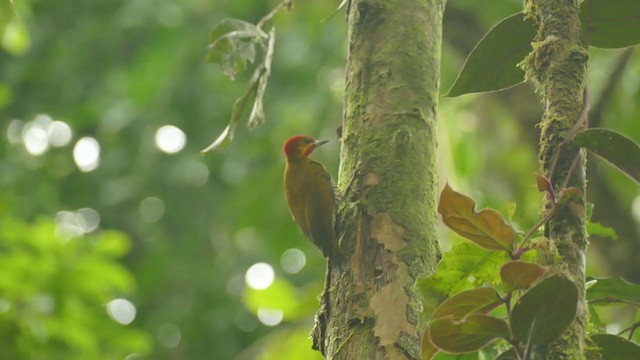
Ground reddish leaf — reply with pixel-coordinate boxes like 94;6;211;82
432;287;502;320
500;261;546;290
421;327;439;360
438;184;516;252
430;314;510;354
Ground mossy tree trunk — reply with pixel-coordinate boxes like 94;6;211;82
524;0;589;358
310;0;446;359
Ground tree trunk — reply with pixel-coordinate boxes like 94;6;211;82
311;0;445;358
524;0;589;358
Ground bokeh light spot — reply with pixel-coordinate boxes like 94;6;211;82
280;248;306;274
139;196;165;223
56;208;101;238
257;308;283;327
7;119;23;144
245;262;274;290
23;123;49;155
156;323;181;348
47;120;72;147
155;125;186;154
73;137;100;172
106;298;136;325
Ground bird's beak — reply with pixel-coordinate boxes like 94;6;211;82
314;139;329;148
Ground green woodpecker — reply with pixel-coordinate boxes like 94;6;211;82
283;135;343;263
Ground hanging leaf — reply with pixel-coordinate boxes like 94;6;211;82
206;18;268;80
591;333;640;360
580;0;640;49
202;28;276;153
430;314;509;354
573;128;640;184
446;13;535;97
431;287;502;320
247;27;276;129
500;261;546;290
438;184;516;252
511;275;578;346
587;277;640;307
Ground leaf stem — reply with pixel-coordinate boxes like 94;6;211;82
257;0;293;28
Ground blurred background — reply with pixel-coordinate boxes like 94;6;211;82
1;0;638;359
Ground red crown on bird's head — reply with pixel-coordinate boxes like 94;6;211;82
283;135;321;158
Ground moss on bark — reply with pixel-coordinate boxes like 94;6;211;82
311;0;445;359
522;0;589;358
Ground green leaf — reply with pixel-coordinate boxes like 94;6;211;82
438;184;516;252
446;13;535;97
587;221;618;240
587;277;640;307
592;333;640;360
580;0;640;49
431;287;502;320
418;243;509;320
495;348;518;360
511;275;578;346
573;128;640;184
434;352;481;360
500;261;546;290
206;18;268;80
201;28;276;153
430;314;509;354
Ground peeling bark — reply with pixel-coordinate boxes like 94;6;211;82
311;0;445;358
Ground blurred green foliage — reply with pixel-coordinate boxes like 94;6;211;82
1;0;639;359
0;216;149;359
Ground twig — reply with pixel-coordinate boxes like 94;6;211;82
618;321;640;340
514;204;559;258
257;0;293;28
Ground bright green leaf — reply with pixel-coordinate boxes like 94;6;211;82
511;275;578;346
446;13;535;97
587;221;618;240
418;243;509;320
573;128;640;184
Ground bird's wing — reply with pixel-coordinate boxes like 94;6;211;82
305;161;338;258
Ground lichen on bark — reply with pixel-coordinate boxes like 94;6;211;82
311;0;445;359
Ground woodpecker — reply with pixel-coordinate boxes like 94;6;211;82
283;135;343;263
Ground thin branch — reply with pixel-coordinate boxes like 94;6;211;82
617;321;640;340
257;0;293;28
514;204;559;258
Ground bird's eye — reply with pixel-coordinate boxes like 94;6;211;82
305;138;313;144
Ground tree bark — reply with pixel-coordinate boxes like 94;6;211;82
311;0;445;359
524;0;588;358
